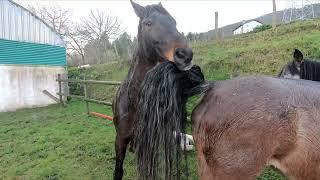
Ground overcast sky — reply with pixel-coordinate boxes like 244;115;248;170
16;0;295;38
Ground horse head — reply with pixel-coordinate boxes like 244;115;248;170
131;0;193;70
278;49;304;79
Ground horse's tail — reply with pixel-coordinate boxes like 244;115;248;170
134;62;206;180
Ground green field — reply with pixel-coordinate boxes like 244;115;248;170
2;18;320;179
0;101;136;179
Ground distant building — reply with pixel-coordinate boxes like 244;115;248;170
233;20;263;35
0;0;67;112
202;3;320;40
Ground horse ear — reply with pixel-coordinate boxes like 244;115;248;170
293;49;304;62
158;2;163;7
130;0;145;18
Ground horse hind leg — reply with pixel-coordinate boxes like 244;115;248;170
195;133;271;180
273;109;320;180
114;133;130;180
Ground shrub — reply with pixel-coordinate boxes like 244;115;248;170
67;67;85;96
252;24;272;33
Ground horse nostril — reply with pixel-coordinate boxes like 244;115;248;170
185;57;192;64
175;50;185;59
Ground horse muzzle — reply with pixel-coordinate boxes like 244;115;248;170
173;47;194;71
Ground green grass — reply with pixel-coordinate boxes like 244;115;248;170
2;19;320;179
0;101;135;179
0;101;200;179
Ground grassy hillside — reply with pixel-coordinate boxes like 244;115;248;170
192;18;320;80
76;18;320;98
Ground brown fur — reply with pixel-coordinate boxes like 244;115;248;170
192;76;320;180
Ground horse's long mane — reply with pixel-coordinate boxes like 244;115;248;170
134;61;206;180
301;60;320;81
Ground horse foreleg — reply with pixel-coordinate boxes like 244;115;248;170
114;133;130;180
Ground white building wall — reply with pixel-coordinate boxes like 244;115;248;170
233;21;263;35
0;65;67;112
0;0;64;46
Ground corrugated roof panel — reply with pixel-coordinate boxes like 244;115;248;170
0;0;64;46
0;38;66;66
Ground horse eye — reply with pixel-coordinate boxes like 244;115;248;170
145;21;152;27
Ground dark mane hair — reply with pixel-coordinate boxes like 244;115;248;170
134;62;206;180
301;60;320;81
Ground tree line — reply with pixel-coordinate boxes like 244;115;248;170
28;4;136;67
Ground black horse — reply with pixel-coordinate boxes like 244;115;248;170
112;1;193;179
278;49;320;81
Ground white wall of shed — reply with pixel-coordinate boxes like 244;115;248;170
0;65;67;112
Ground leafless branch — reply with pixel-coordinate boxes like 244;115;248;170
80;9;123;41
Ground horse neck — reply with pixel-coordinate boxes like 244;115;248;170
127;54;157;87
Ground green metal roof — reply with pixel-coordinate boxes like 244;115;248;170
0;38;66;66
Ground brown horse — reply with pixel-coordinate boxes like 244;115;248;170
112;1;192;179
134;61;320;179
193;76;320;180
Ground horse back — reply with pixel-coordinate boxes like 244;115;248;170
192;76;320;179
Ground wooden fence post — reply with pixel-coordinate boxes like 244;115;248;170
58;74;63;104
83;76;90;115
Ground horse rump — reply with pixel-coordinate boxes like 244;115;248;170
134;61;205;180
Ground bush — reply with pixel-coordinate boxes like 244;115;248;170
67;67;85;96
252;24;272;33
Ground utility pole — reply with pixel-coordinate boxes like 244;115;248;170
215;11;219;40
272;0;277;28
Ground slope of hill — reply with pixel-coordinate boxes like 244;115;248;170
77;18;320;96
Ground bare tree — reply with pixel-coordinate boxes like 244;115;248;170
27;5;122;65
66;26;88;65
27;4;87;65
81;9;123;41
79;9;123;64
27;4;70;37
